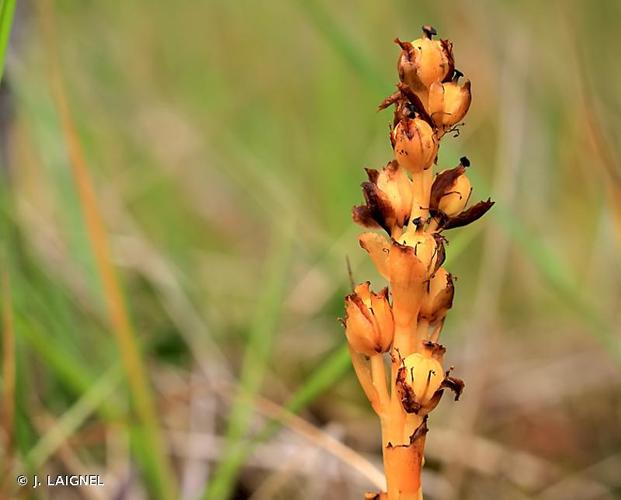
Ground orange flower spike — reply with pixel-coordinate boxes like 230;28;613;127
345;28;493;500
344;282;394;356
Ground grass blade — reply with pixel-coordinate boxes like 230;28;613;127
25;364;122;469
0;0;16;83
204;224;293;500
37;2;177;497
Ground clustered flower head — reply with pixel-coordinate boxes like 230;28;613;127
342;26;493;500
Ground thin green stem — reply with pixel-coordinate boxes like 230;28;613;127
0;0;16;83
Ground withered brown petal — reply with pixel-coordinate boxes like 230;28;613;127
420;389;443;416
365;167;380;183
409;415;429;444
422;340;447;359
443;199;494;229
440;39;455;82
396;367;422;414
346;293;375;324
352;182;396;233
429;165;465;211
441;376;465;401
396;83;432;123
431;233;446;274
378;90;401;111
352;205;381;229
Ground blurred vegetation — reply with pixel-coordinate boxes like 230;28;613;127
1;0;620;499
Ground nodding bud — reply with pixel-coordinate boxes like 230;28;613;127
396;30;454;94
436;163;472;217
427;77;472;130
398;225;438;273
420;268;454;324
392;117;438;174
344;282;394;356
401;350;444;406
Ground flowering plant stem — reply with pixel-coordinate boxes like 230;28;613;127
343;26;493;499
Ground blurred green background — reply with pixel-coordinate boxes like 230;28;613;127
1;0;620;499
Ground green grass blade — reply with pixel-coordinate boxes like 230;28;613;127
37;1;178;496
25;364;122;468
204;224;293;500
204;344;351;500
0;0;16;83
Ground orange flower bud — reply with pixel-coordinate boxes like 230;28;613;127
344;282;394;356
429;158;472;218
401;351;444;406
396;342;463;414
420;268;454;324
438;170;471;217
427;72;471;129
392;117;438;173
396;26;454;94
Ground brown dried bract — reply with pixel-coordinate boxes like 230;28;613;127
431;233;447;274
422;340;446;360
443;198;495;230
441;375;465;401
439;39;455;82
396;365;423;414
352;181;394;233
